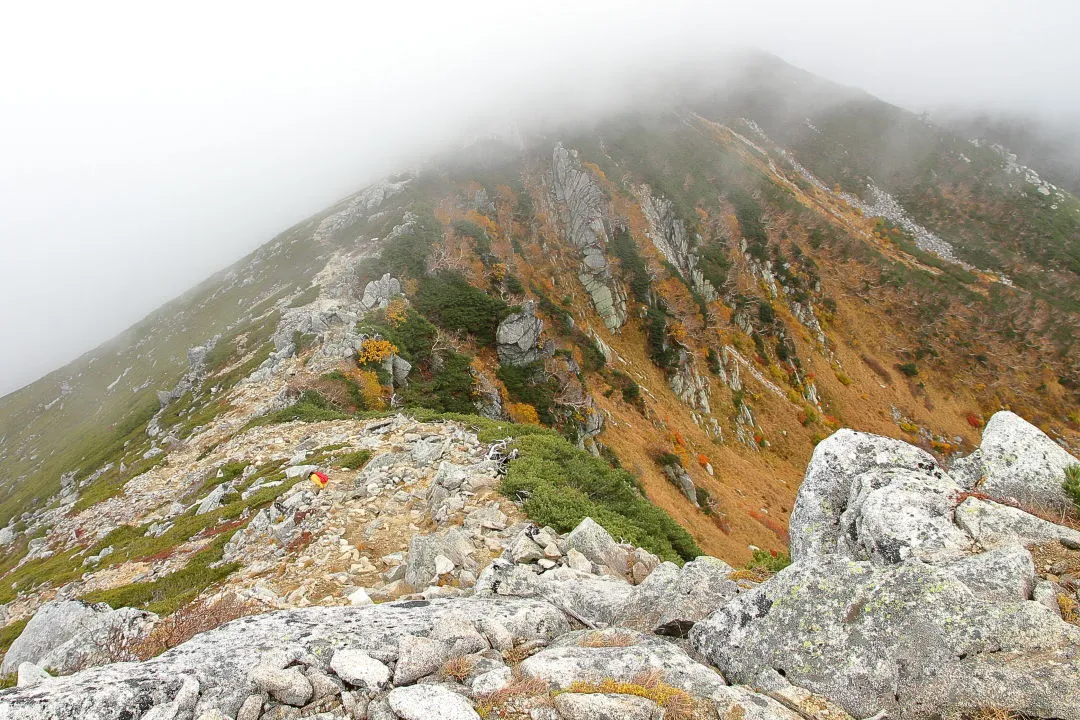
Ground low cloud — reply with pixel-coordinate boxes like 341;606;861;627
1;0;1077;394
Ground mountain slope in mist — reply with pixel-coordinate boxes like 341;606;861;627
0;50;1078;609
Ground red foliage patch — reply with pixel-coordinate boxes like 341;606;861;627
748;509;787;541
286;530;314;553
966;413;984;429
200;518;248;539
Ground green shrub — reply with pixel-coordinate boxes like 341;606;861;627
645;307;678;369
746;548;792;573
497;362;557;424
81;532;240;615
0;618;28;654
1064;464;1080;511
598;445;623;470
608;370;644;411
577;336;607;373
452;219;492;257
383;309;438;365
247;390;350;428
336;450;372;470
398;351;478;414
501;434;701;563
288;285;321;308
413;272;508;345
610;227;651;304
695;486;713;515
505;275;525;295
698;242;730;291
758;303;776;325
898;362;919;377
365;208;442;280
707;348;722;375
654;452;683;469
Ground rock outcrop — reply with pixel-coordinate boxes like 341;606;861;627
550;144;627;330
0;600;156;676
951;410;1079;510
638;186;717;302
691;556;1080;718
692;418;1080;719
495;301;550;366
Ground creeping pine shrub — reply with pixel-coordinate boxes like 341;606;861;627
452;218;492;258
1064;464;1080;512
500;434;701;563
898;362;919;377
645;307;679;370
382;308;438;365
247;389;350;427
497;362;557;425
336;450;372;470
397;351;478;414
653;452;683;469
364;207;441;280
610;226;651;304
413;272;508;345
746;548;792;573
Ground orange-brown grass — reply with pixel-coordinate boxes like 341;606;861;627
133;594;267;660
475;674;551;720
562;669;701;720
442;655;477;682
580;631;636;648
1059;594;1079;626
728;567;773;583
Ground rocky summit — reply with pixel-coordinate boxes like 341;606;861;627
1;51;1080;720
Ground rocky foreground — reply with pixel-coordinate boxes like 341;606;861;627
1;410;1079;720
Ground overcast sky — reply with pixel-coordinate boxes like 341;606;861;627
2;0;1078;396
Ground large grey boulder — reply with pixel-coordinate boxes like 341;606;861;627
0;598;567;719
249;666;312;706
328;649;388;691
788;429;946;561
620;557;739;631
689;556;1080;719
392;635;450;685
564;518;619;568
521;629;727;700
0;600;157;675
951;410;1079;510
939;544;1036;602
954;496;1080;548
476;560;634;628
661;463;699;505
404;527;475;588
15;664;50;689
836;465;971;564
495;301;549;366
386;684;479;720
359;273;401;312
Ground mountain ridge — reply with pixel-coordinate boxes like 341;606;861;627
0;50;1078;666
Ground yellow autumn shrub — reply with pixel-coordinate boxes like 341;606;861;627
356;338;398;365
